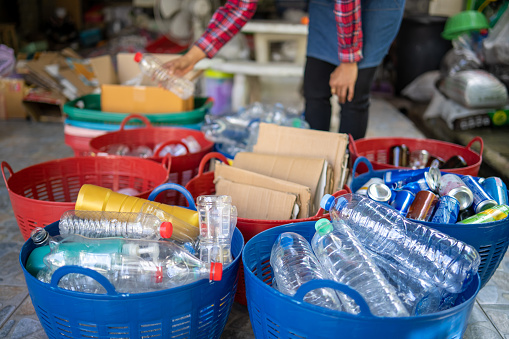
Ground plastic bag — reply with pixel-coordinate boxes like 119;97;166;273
484;6;509;65
439;69;508;108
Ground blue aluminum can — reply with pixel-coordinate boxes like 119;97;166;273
461;175;498;213
391;189;415;216
397;178;432;195
431;195;460;224
383;168;428;187
482;177;508;206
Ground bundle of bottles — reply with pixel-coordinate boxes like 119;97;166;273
271;193;481;317
355;165;509;225
201;102;310;157
100;135;202;158
25;185;237;294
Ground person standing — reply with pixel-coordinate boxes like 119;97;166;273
165;0;406;139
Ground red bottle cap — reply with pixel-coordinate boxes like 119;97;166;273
159;222;173;239
134;52;143;63
209;262;223;281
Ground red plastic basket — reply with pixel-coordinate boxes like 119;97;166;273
89;115;214;206
184;152;351;305
2;156;170;240
348;134;484;176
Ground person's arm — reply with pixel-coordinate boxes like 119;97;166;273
329;0;362;103
165;0;258;76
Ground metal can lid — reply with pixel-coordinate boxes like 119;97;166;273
367;183;392;202
447;186;474;210
475;199;498;214
424;167;441;193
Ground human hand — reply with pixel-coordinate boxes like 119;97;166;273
330;62;358;104
162;45;206;77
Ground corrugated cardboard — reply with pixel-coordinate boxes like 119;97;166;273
91;53;197;114
214;162;312;218
0;78;27;119
215;178;298;220
253;123;348;192
232;152;331;214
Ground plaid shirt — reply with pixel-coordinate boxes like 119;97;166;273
195;0;363;63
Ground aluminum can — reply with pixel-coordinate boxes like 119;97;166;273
355;177;384;196
442;155;468;169
426;155;445;168
409;150;430;169
458;208;476;221
367;183;394;204
406;190;439;221
458;204;509;224
482;177;508;206
398;178;432;195
438;174;473;211
389;144;409;167
431;195;460;224
461;175;498;213
383;168;429;187
391;189;415;216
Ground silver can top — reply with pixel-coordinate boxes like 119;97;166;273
367;183;392;202
447;186;474;210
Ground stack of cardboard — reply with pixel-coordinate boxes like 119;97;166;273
213;123;349;220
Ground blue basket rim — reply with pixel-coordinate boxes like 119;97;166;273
242;221;481;321
20;221;244;300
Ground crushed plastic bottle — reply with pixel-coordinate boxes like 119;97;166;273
134;52;195;99
30;228;222;294
196;195;236;266
311;219;409;317
270;232;344;311
321;193;481;293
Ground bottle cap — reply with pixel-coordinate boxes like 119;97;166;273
134;52;143;63
210;262;223;281
159;221;173;239
315;218;333;235
320;194;335;211
30;227;49;246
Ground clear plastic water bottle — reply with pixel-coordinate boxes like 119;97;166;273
31;228;222;294
197;195;236;266
270;232;344;311
59;210;174;240
134;52;195;99
312;219;409;317
321;193;481;293
367;249;443;315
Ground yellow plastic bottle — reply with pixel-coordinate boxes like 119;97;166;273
75;184;199;227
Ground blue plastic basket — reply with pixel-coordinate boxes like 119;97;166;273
20;221;244;339
243;221;481;339
350;156;509;289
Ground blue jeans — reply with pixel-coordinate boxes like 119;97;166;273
304;0;405;138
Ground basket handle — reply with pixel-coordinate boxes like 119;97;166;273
203;97;214;113
314;189;348;217
466;136;484;157
50;265;119;295
1;161;14;188
351;156;374;180
162;154;172;176
348;133;359;158
294;279;373;317
147;183;197;211
197;152;230;176
153;140;190;157
120;114;153;131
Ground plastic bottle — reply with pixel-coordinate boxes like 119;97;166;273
59;210;173;240
321;193;481;293
134;52;195;99
30;228;222;294
311;219;409;317
196;195;236;266
367;249;443;315
270;232;345;312
75;184;200;228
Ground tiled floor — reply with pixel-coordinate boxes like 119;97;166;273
1;98;508;338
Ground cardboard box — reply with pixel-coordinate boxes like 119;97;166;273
214;162;312;218
215;178;298;220
0;78;27;120
232;152;331;214
90;53;197;114
253;123;348;192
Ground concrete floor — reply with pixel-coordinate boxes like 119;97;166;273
1;98;509;338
